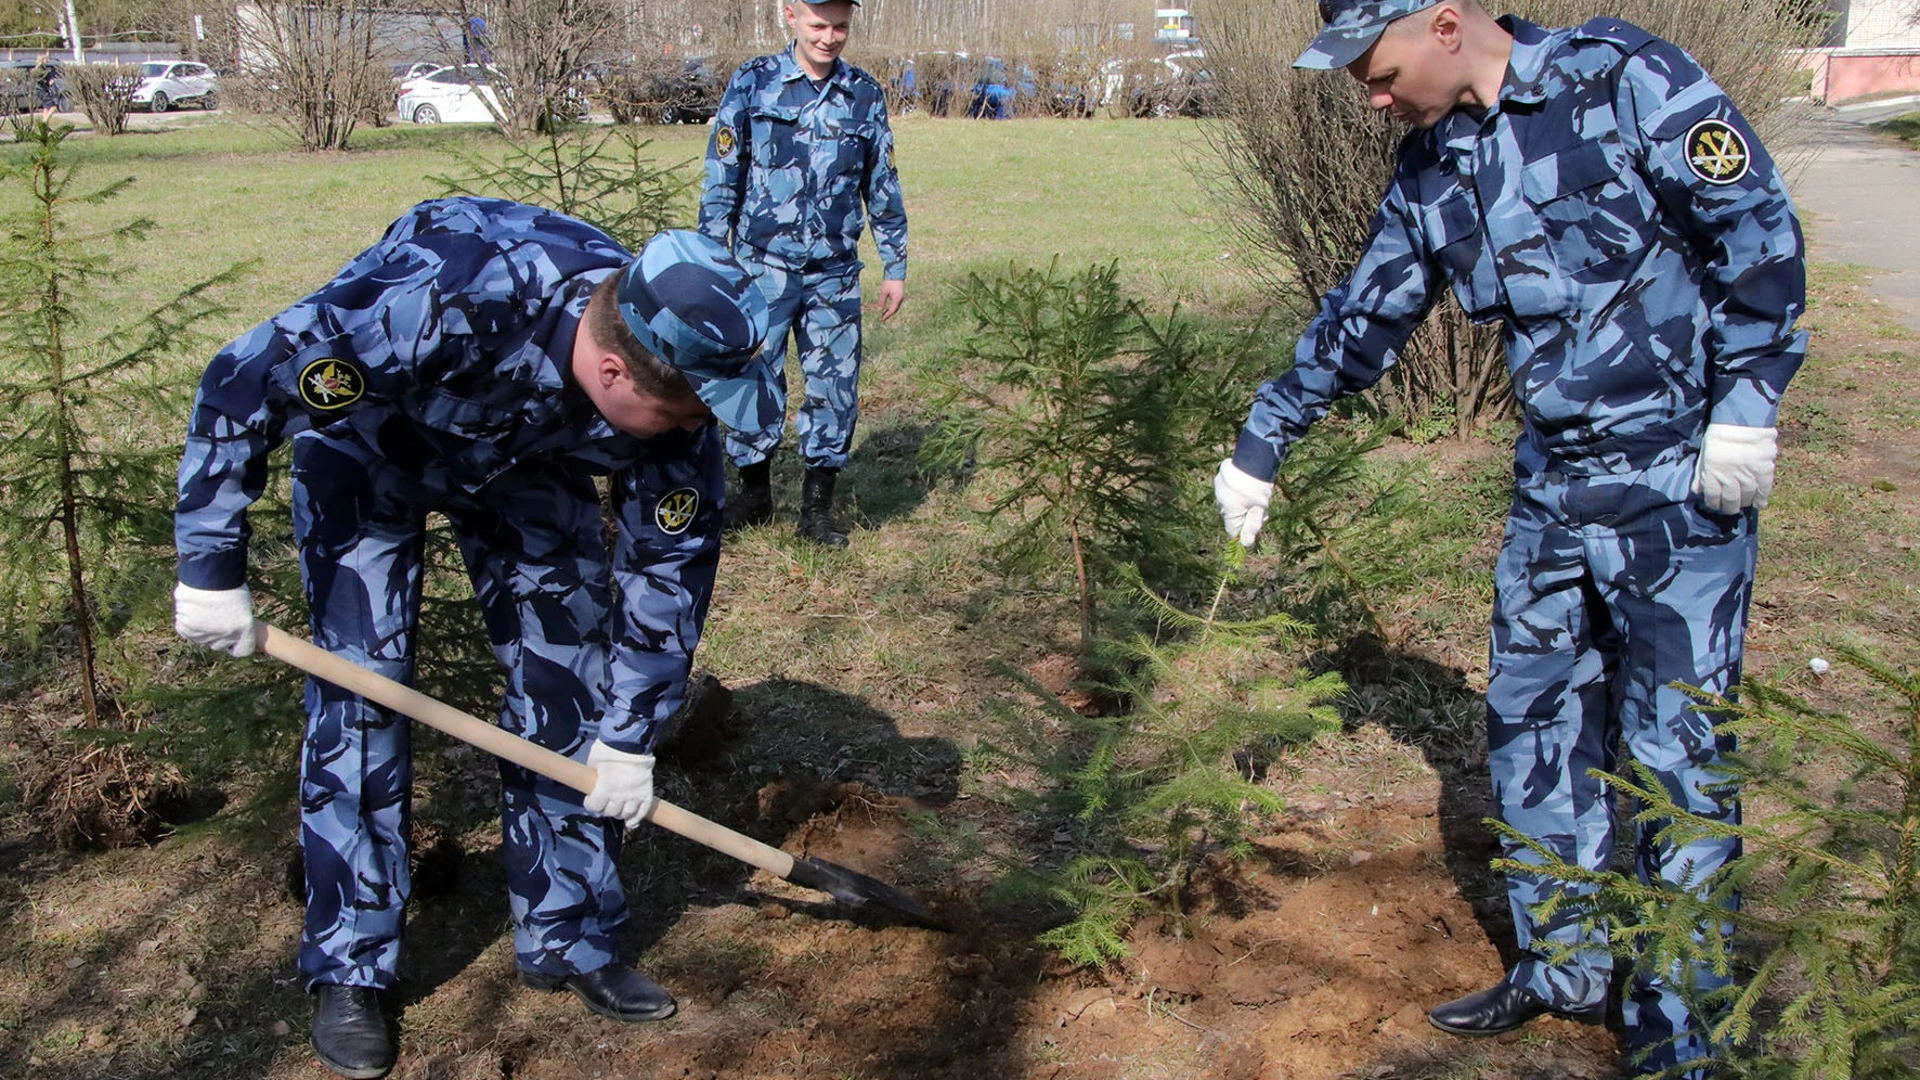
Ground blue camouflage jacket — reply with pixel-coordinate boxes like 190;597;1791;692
699;46;909;280
175;197;725;752
1235;17;1807;483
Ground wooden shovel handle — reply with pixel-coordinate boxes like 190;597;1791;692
256;622;798;880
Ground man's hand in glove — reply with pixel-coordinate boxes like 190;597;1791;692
584;741;656;828
174;582;257;657
1693;424;1778;515
1214;459;1275;550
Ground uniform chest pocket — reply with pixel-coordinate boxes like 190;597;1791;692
1520;140;1653;275
830;123;873;189
414;387;517;462
1418;185;1500;318
749;106;801;169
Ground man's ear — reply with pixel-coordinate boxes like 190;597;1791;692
595;350;631;391
1430;4;1466;50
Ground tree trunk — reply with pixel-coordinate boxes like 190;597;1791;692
38;152;100;728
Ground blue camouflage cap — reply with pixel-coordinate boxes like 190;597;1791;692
617;230;777;432
1294;0;1443;70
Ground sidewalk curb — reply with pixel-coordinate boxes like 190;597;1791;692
1834;93;1920;114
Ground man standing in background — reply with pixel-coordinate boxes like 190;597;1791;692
699;0;909;548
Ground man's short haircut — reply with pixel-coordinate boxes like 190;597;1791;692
586;273;698;400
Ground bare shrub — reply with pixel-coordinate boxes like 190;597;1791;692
1099;54;1164;118
442;0;620;136
865;51;916;114
1203;0;1831;437
221;0;396;151
65;63;138;135
596;54;685;125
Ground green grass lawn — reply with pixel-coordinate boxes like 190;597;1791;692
4;113;1266;367
1879;108;1920;149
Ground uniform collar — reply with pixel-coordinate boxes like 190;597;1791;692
778;43;848;91
1497;16;1553;107
1430;15;1550;151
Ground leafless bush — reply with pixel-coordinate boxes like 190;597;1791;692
865;51;916;113
65;63;138;135
444;0;620;136
1000;51;1100;117
1203;0;1830;437
1098;54;1164;118
221;0;395;151
913;50;970;116
596;53;687;124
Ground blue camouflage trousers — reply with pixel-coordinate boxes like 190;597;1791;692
723;259;863;470
291;431;626;989
1487;449;1751;1076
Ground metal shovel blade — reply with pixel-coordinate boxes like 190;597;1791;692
785;855;944;929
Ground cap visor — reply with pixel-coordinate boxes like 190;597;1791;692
1293;26;1385;70
686;360;782;432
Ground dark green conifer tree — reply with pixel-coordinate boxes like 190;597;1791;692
0;117;243;728
436;126;695;250
1494;648;1920;1077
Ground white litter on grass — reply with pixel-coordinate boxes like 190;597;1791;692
1810;657;1832;676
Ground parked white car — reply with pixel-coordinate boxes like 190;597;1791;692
130;60;218;112
397;64;501;123
391;60;439;86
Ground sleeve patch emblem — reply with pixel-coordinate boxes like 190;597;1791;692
715;125;737;159
298;357;367;411
1685;119;1750;185
655;487;700;535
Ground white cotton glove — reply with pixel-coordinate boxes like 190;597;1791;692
584;741;656;829
1692;423;1778;515
1214;459;1275;549
173;582;257;657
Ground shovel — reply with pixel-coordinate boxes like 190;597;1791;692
255;622;942;929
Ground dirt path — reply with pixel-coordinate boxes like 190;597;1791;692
1790;104;1920;331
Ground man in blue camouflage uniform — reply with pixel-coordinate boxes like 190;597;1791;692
1213;2;1803;1074
171;197;775;1080
699;0;909;547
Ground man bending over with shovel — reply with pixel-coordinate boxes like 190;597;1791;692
170;198;775;1079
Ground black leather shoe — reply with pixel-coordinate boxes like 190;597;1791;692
310;984;395;1079
519;964;677;1023
1428;982;1604;1037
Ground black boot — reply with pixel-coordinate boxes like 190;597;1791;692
797;467;850;548
726;459;774;531
519;964;678;1023
310;984;395;1079
1427;981;1604;1037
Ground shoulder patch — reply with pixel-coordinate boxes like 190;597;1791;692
298;356;367;412
1574;17;1658;55
1684;118;1751;185
655;487;700;535
715;123;737;159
